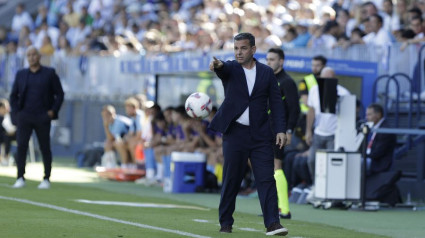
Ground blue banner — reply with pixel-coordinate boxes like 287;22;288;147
120;52;378;107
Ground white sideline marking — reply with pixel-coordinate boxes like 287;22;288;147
238;227;263;232
76;199;210;211
0;195;210;238
193;219;209;223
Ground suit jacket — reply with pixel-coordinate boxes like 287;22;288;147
368;119;396;174
209;59;286;140
10;66;64;124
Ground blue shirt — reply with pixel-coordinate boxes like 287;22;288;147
109;115;132;139
129;111;143;134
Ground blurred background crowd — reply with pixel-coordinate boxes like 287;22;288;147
0;0;424;59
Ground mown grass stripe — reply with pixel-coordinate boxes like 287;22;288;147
0;195;210;238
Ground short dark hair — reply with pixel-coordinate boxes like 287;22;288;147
267;48;285;60
312;55;327;66
351;27;366;37
408;7;422;18
383;0;393;6
234;32;255;46
368;103;383;116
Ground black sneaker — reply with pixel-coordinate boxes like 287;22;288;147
279;212;291;219
266;222;288;236
219;225;232;233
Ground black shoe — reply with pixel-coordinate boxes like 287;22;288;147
219;225;232;233
279;212;291;219
266;222;288;236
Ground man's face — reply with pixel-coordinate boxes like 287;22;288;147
383;1;393;15
234;39;256;65
311;59;324;75
411;19;423;35
369;16;382;33
125;105;136;117
101;110;114;124
366;108;381;125
266;52;283;74
26;48;41;68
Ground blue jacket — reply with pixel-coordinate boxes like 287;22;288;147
209;59;286;140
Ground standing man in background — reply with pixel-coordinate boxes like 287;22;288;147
266;48;300;219
298;55;327;115
10;46;64;189
209;33;288;236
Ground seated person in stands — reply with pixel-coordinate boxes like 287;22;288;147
0;99;16;165
101;105;132;168
192;107;224;183
365;103;396;175
123;98;143;169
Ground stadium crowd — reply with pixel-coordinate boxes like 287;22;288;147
1;0;425;59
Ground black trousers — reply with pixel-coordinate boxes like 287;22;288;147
219;122;279;228
16;112;52;180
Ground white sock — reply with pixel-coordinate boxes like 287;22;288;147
146;168;155;179
156;163;164;181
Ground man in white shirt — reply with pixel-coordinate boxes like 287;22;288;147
305;67;350;180
362;14;393;47
11;3;34;35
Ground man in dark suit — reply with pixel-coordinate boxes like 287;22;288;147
10;46;64;189
209;33;288;236
365;103;396;175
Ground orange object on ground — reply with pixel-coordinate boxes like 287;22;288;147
135;143;145;162
96;167;145;181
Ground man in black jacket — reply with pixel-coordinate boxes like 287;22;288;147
10;46;64;189
266;48;300;219
365;103;396;175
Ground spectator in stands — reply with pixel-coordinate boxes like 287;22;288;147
39;36;55;56
0;99;16;166
80;5;93;27
34;20;60;49
10;46;64;189
63;2;80;28
407;7;423;22
396;0;410;28
35;4;48;28
415;0;425;19
92;11;106;30
362;14;393;47
381;0;401;34
67;18;92;48
365;103;396;175
400;16;425;50
101;105;132;168
11;3;34;36
305;67;350;182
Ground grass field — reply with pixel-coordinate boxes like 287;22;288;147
0;159;424;238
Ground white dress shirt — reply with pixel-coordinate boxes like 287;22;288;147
236;65;256;126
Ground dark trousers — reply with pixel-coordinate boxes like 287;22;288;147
219;123;279;228
16;112;52;180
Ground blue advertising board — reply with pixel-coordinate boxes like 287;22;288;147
120;52;378;107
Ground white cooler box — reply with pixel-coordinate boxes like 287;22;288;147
315;151;361;200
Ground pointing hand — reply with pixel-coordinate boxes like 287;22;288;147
209;56;223;71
